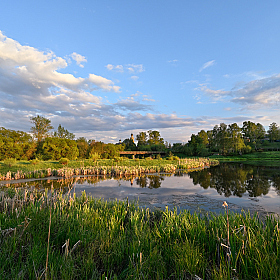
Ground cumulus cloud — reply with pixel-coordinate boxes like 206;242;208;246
199;60;215;72
0;31;214;142
70;52;87;68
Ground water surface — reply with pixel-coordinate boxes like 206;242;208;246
1;163;280;216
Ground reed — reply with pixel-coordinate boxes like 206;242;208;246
1;188;278;279
0;158;218;181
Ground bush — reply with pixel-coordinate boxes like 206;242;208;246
30;158;40;165
3;158;17;167
59;158;69;165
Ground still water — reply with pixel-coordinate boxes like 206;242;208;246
1;163;280;216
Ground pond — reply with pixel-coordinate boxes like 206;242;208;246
1;163;280;216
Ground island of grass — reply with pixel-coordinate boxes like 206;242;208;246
0;157;219;181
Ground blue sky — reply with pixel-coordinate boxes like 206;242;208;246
1;1;280;143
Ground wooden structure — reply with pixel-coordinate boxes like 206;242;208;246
119;151;166;158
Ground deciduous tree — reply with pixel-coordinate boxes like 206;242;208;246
30;115;53;142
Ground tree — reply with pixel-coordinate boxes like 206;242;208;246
227;123;245;154
122;138;137;151
76;137;89;158
242;121;265;149
197;130;209;146
30;115;53;142
147;130;164;145
41;137;79;160
268;122;280;142
136;132;148;147
0;127;37;160
54;124;75;139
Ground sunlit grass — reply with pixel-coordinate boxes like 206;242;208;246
0;188;279;279
211;151;280;167
0;158;218;181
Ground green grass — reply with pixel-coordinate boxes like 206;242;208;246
210;151;280;167
0;158;218;181
0;188;279;279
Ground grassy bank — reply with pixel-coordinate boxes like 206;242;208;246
211;151;280;167
0;158;219;181
0;188;279;279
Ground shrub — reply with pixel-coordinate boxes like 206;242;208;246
59;158;69;165
3;158;17;167
30;158;40;165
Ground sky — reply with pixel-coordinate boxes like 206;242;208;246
1;1;280;144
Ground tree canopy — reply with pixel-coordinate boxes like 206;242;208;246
30;115;53;142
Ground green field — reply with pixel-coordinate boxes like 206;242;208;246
211;151;280;167
0;188;279;279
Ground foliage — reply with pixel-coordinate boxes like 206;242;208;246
148;130;164;145
3;158;17;167
53;124;75;139
88;141;125;159
267;122;280;142
59;158;69;165
41;137;79;160
76;137;89;158
136;131;148;146
30;115;53;142
242;121;265;149
0;127;37;160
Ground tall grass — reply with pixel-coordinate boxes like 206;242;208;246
0;158;218;181
0;188;279;279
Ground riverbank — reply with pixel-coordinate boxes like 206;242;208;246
0;158;219;181
0;188;279;279
210;151;280;167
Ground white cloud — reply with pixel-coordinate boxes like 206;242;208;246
130;75;139;81
167;59;178;63
199;60;215;72
106;63;145;73
199;74;280;109
70;52;87;68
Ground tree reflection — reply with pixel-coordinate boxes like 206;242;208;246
188;163;274;197
135;175;164;189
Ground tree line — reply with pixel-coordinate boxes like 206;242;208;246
0;115;280;161
175;121;280;156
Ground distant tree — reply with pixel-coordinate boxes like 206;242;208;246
103;143;124;159
76;137;89;158
186;134;208;156
197;130;209;146
227;123;245;154
268;122;280;142
147;130;164;145
242;121;265;149
171;143;184;153
123;138;137;151
0;127;37;160
41;137;78;160
54;124;75;139
136;132;148;147
30;115;53;142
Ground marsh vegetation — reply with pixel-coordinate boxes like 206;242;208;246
0;188;279;279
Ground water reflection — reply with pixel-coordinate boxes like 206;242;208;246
188;163;280;197
1;164;280;200
136;175;164;189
